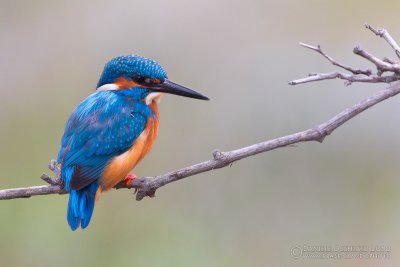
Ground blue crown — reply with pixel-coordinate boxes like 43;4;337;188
97;55;168;87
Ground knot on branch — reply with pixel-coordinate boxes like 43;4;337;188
212;149;225;160
312;127;329;143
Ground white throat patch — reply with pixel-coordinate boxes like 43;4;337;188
145;92;164;105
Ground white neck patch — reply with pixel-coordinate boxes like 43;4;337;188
97;83;119;91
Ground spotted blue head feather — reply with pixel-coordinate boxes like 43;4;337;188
97;55;168;88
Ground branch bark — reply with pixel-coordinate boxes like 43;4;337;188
365;24;400;59
1;24;400;201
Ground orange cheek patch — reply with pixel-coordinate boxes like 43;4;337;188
115;77;143;89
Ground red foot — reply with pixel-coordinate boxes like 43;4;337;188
125;174;137;187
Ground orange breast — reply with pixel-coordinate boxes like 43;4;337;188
99;101;159;191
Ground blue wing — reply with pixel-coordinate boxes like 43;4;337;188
57;90;152;191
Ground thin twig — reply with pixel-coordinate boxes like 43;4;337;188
353;46;400;74
299;43;371;75
365;24;400;59
289;72;399;85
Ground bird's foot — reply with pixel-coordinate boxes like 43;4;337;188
115;175;156;200
129;178;156;199
145;189;156;198
124;174;137;187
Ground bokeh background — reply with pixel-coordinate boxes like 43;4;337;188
1;0;400;266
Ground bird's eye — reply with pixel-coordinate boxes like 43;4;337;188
133;76;145;84
133;76;162;85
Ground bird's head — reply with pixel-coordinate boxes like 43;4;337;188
96;55;209;103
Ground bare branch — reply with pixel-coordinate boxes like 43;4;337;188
353;46;400;74
291;26;400;85
383;57;397;64
40;173;59;186
365;24;400;58
1;24;400;201
299;43;371;75
0;185;65;200
1;82;400;201
289;72;399;85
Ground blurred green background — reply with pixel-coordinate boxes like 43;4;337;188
1;0;400;266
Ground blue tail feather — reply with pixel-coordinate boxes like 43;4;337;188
67;182;98;230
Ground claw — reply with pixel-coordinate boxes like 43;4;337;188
146;190;156;198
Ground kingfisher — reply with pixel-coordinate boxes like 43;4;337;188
57;55;209;230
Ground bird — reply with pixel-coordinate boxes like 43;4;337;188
57;55;209;230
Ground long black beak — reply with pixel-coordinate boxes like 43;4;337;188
149;79;209;100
